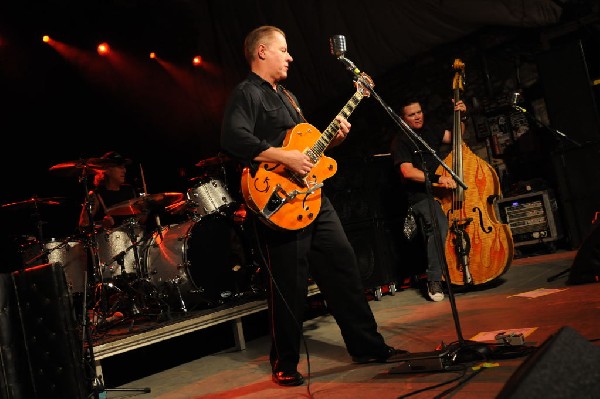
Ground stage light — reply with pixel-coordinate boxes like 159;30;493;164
97;42;110;56
192;55;202;67
149;52;156;59
42;35;50;43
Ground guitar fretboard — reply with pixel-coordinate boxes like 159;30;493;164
311;91;365;157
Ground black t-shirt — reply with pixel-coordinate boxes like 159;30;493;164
93;184;138;226
390;125;445;205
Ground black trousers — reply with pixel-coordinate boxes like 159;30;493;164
255;196;389;373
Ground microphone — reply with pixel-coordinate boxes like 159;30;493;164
511;92;527;113
329;35;346;58
329;35;361;76
511;92;520;106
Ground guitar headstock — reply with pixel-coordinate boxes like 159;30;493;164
354;72;373;98
452;58;465;92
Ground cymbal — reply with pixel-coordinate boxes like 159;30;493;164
106;192;184;216
48;158;120;177
1;196;65;210
194;154;230;168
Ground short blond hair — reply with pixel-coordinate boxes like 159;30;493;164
243;25;285;64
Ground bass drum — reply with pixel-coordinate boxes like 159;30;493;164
144;216;255;310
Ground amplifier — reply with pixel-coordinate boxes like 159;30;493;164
495;190;563;247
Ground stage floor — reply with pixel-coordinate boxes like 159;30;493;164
98;249;600;398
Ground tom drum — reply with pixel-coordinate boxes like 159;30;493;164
96;222;145;280
186;178;236;217
44;239;88;295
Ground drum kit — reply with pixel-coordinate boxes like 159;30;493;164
2;155;262;331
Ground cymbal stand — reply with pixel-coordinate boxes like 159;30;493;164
82;272;151;398
30;197;47;248
75;165;151;397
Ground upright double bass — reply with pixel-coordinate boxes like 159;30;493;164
435;59;514;285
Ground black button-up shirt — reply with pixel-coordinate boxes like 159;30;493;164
220;72;303;167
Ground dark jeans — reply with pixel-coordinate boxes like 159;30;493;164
411;197;448;282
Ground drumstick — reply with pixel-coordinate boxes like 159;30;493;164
140;163;148;195
96;193;109;215
139;163;163;239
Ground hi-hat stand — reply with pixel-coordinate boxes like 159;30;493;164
329;35;493;371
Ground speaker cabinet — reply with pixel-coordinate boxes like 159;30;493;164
0;273;34;399
567;218;600;285
498;326;600;398
537;40;600;145
343;218;402;291
551;142;600;248
10;263;89;398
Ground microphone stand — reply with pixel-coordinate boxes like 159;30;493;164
511;103;582;149
334;52;492;370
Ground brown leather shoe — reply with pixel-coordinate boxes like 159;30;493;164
272;370;305;386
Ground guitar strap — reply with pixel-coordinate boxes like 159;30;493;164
279;85;307;123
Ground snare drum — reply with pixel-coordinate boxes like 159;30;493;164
186;178;236;217
96;222;145;280
145;216;251;309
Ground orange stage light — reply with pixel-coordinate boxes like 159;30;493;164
97;42;110;56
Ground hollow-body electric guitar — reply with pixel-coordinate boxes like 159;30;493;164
241;74;373;230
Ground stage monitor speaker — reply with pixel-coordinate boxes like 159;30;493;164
497;326;600;399
0;273;34;399
11;263;89;398
567;218;600;285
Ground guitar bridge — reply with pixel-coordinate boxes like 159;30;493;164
260;182;324;220
261;184;294;218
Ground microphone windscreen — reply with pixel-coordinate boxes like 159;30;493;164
329;35;346;57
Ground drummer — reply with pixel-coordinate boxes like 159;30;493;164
78;151;146;230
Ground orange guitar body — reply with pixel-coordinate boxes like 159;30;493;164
241;76;372;230
241;122;337;230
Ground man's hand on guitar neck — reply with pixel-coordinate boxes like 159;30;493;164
328;116;351;149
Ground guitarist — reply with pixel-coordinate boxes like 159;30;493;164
220;25;407;387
